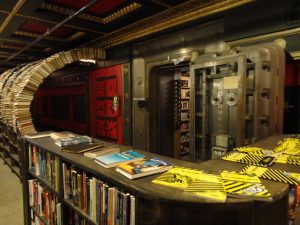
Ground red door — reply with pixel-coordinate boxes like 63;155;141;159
90;65;123;144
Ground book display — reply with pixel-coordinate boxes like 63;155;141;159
21;134;300;225
23;137;136;225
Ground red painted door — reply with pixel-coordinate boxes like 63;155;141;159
90;65;123;144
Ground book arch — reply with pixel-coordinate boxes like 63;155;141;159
0;48;105;135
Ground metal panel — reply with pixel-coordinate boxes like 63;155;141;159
190;42;285;161
132;20;224;153
132;58;148;150
122;63;132;145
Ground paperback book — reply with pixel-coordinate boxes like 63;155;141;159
221;171;272;202
55;135;93;147
241;165;299;185
152;167;203;189
50;132;76;140
84;146;120;158
61;142;103;154
24;131;53;139
222;152;266;167
94;150;145;168
116;157;173;179
184;173;226;202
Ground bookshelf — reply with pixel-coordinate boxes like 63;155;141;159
21;134;293;225
0;122;23;181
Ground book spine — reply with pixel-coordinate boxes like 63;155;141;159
96;179;100;224
82;171;87;213
86;178;90;216
130;195;135;225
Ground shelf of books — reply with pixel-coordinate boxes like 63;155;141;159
180;69;190;158
21;133;299;225
0;122;23;180
23;137;137;225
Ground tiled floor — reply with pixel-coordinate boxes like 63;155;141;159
0;158;23;225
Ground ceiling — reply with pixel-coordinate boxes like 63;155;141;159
0;0;253;73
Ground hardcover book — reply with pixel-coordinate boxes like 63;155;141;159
152;167;203;189
94;150;145;168
116;157;173;179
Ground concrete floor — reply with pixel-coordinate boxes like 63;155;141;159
0;158;23;225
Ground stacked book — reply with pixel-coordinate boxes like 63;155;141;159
50;132;94;148
0;48;106;135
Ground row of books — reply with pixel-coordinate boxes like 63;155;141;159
0;48;105;135
28;144;60;192
62;163;136;225
28;179;62;225
68;209;94;225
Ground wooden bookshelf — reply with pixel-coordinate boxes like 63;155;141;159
0;122;23;182
21;134;297;225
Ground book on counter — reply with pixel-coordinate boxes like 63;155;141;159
184;173;226;202
61;142;103;154
152;167;203;189
24;131;53;139
84;146;120;158
55;135;93;147
50;131;76;140
221;171;272;202
94;150;145;168
116;157;173;179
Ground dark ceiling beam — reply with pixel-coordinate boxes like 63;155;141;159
40;2;142;25
30;9;108;34
5;0;100;62
0;54;34;61
0;48;47;59
0;9;106;35
0;43;41;52
149;0;172;8
85;0;254;49
0;37;49;48
0;0;41;38
9;35;70;50
0;0;25;33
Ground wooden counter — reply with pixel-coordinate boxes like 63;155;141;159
23;135;297;225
